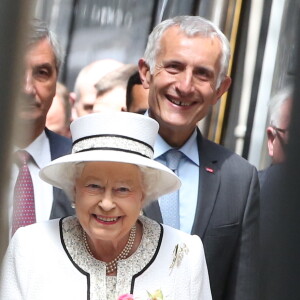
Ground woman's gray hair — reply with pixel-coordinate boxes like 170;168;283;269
63;162;85;203
139;165;160;207
63;163;160;207
143;15;231;88
28;18;65;72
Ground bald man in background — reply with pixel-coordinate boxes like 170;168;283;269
71;59;123;119
93;64;137;113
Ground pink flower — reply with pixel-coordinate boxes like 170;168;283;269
118;294;135;300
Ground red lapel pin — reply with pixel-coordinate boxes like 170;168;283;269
205;167;214;173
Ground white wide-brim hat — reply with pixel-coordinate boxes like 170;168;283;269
40;112;181;204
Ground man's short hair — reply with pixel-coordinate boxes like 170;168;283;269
28;18;64;72
126;71;142;110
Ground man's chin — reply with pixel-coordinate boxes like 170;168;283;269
161;113;189;127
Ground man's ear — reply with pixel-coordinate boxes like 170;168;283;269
69;91;76;106
138;58;151;89
267;126;276;157
213;76;232;105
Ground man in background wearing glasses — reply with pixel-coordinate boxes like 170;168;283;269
259;86;293;186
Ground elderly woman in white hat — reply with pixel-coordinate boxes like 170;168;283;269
0;112;211;300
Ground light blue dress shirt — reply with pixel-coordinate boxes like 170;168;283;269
154;130;199;234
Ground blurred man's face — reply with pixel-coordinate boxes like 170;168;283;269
21;38;57;124
93;86;127;113
267;98;293;164
74;84;97;117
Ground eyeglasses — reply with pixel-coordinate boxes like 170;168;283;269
271;126;289;147
272;126;289;135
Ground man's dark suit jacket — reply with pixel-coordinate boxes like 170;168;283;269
144;130;259;300
45;128;75;219
259;163;300;299
258;165;272;188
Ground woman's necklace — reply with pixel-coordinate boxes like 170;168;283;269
82;224;137;275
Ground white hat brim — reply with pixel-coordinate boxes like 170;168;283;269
40;150;181;203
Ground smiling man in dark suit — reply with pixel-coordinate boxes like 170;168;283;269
139;16;259;300
10;19;74;236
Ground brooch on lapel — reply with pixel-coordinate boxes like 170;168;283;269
169;243;189;273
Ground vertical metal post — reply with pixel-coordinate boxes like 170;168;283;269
0;0;34;262
61;0;79;84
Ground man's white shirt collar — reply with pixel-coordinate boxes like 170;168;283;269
144;110;199;165
15;130;51;168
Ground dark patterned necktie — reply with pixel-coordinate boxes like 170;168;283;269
160;149;182;229
11;150;36;236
